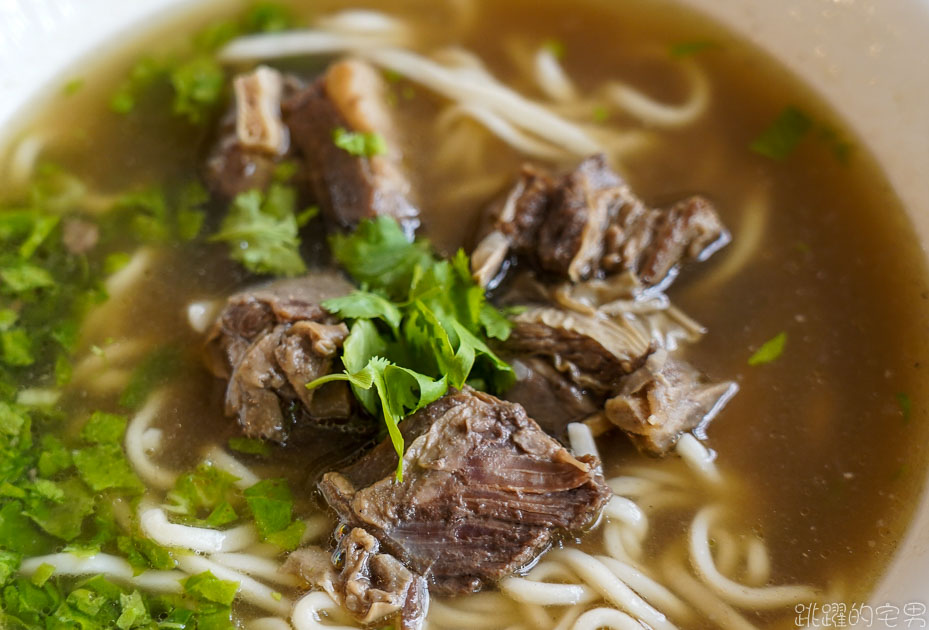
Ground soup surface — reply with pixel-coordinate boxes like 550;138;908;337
1;0;928;628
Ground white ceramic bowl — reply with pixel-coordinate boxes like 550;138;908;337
2;0;928;621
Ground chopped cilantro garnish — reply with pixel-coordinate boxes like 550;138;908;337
332;127;388;158
244;479;305;550
62;78;84;96
817;124;854;165
750;106;812;160
211;183;307;276
30;562;55;587
592;105;610;124
73;443;144;493
111;2;297;122
748;332;787;366
670;40;717;58
164;463;242;526
227;436;271;457
184;571;239;606
169;56;227;124
243;1;299;33
80;411;127;444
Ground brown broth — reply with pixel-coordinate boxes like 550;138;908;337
5;0;929;626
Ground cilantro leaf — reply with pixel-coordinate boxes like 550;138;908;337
330;216;432;297
80;411;128;444
227;436;271;457
308;356;447;481
0;263;55;293
323;291;403;333
243;479;296;537
73;443;144;493
211;184;307;276
332;127;388;157
170;56;227;124
748;332;787;366
750;106;812;160
183;571;239;606
164;463;242;526
22;478;94;541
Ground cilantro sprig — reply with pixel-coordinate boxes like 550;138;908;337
309;217;515;480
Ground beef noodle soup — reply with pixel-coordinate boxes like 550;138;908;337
1;0;927;628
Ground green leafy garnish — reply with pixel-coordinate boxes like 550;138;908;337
183;571;239;606
243;479;305;550
164;464;242;527
592;105;610;124
211;183;308;276
169;56;226;124
750;106;812;160
111;2;298;122
228;436;271;457
332;127;388;158
80;411;127;444
748;332;787;366
62;78;84;96
314;217;514;480
817;124;854;165
670;40;717;58
30;562;55;587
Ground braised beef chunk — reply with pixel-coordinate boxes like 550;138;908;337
601;194;728;287
604;349;737;454
318;388;611;595
471;154;728;288
498;277;734;454
286;528;429;630
205;66;293;198
204;272;361;441
283;59;419;235
503;306;652;394
504;357;599;437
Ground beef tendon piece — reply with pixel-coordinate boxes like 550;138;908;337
504;306;652;393
318;388;611;595
504;357;599;438
471;154;729;288
204;272;360;441
604;349;737;454
204;65;293;198
286;528;429;630
284;58;419;234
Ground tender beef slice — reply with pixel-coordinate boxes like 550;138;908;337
536;155;620;281
204;66;293;198
602;194;729;287
604;349;737;454
283;59;419;235
318;388;611;595
470;167;553;288
503;306;652;393
286;528;429;630
203;272;362;441
470;154;728;288
504;357;599;438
